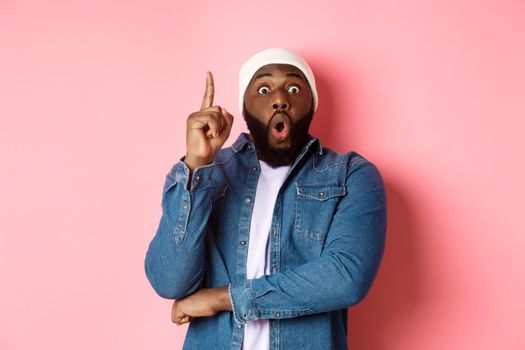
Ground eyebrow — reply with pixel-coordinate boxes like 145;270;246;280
253;72;305;81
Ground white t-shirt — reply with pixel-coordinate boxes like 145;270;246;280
242;160;290;350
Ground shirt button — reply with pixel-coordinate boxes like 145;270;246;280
245;197;251;204
236;324;242;329
240;240;246;245
194;176;200;181
274;312;280;317
242;312;247;319
319;192;324;198
252;167;257;172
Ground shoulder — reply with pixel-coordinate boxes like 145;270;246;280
314;147;384;186
212;146;237;165
313;147;375;171
210;132;251;166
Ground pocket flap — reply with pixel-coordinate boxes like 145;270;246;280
296;184;346;201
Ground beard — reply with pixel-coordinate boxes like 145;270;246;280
244;107;314;168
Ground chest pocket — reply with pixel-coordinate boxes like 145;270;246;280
294;184;346;241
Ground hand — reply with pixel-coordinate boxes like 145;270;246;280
171;286;232;326
184;72;234;171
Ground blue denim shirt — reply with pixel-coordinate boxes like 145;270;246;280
145;133;387;349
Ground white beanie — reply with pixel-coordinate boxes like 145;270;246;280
238;48;318;115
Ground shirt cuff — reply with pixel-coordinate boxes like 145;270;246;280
168;159;191;188
228;280;257;324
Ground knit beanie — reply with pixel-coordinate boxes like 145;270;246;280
238;48;318;115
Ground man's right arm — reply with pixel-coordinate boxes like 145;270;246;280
145;160;213;299
144;71;233;300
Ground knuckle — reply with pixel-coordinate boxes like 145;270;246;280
208;112;219;121
187;111;200;121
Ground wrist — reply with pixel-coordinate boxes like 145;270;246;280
212;286;232;312
184;154;212;172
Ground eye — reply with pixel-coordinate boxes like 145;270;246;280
288;85;300;94
257;86;270;94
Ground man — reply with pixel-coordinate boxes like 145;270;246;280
145;48;387;349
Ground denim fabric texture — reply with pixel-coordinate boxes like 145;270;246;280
145;132;387;350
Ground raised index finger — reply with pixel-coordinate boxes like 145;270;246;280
200;71;214;110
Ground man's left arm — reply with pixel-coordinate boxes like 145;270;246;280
228;160;387;324
174;160;387;325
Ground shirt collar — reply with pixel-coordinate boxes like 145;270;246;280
231;132;252;152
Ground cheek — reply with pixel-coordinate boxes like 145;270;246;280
246;98;271;118
245;93;262;112
293;96;312;114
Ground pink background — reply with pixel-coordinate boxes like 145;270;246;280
1;1;524;349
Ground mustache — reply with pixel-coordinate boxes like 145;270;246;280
272;110;289;117
270;110;290;127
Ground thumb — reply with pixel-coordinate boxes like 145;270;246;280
221;107;234;127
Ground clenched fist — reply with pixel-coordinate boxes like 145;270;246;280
184;72;234;172
171;286;231;326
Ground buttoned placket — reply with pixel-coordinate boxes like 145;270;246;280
266;138;321;350
230;137;321;350
268;193;283;350
230;142;260;349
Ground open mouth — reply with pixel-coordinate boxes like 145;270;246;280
270;113;291;142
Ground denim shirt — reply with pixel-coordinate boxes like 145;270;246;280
145;133;387;350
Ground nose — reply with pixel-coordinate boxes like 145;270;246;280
272;89;289;110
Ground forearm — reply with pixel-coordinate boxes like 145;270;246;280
229;247;383;323
210;286;233;312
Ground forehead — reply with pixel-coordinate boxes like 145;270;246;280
250;64;307;83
